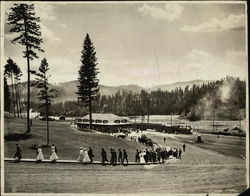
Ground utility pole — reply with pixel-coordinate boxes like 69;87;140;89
170;113;172;127
147;98;150;124
212;87;215;132
239;114;241;130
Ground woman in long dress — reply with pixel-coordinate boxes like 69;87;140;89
78;147;84;162
139;150;146;163
83;147;91;163
50;145;59;162
36;146;44;162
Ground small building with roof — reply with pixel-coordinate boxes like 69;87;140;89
75;113;132;132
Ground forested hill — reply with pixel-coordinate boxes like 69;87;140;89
149;79;212;92
9;76;244;120
13;79;213;103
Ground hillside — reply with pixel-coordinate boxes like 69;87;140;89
13;80;208;103
4;116;145;161
15;80;144;103
149;79;211;92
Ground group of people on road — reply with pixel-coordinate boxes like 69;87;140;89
13;144;59;163
78;147;94;163
135;143;186;163
100;148;128;165
36;144;59;163
13;142;186;164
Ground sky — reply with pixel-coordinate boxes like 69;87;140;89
2;2;247;88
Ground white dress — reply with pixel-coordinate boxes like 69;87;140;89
36;148;44;161
78;149;84;162
139;152;146;163
50;146;59;161
83;150;91;162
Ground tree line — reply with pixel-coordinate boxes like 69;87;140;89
23;76;245;121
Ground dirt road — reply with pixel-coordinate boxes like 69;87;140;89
4;133;247;194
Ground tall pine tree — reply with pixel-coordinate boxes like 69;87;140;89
4;58;19;117
35;58;57;145
4;76;11;113
76;34;99;130
8;3;44;133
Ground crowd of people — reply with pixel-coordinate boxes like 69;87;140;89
13;142;186;165
135;146;183;163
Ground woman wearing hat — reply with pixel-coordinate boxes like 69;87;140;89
139;150;146;163
50;145;59;163
78;147;84;162
83;147;91;163
36;146;44;162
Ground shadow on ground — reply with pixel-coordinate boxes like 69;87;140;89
4;133;32;142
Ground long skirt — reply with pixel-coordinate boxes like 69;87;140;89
83;152;91;162
78;153;84;162
37;152;44;161
139;155;145;163
50;152;59;161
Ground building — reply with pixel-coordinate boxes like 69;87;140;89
75;113;133;132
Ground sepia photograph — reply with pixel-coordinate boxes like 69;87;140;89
1;1;248;195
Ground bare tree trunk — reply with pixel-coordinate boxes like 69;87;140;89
89;98;92;130
24;16;31;133
26;53;31;132
46;98;49;145
11;73;16;117
147;98;150;124
14;77;20;118
16;83;22;118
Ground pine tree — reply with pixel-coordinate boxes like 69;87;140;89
76;34;99;130
4;76;11;112
34;58;57;145
4;58;18;117
8;3;44;132
13;62;23;118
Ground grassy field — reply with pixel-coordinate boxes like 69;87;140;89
4;115;247;194
4;116;146;161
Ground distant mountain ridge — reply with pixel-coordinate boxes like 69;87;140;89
149;79;212;92
14;79;211;103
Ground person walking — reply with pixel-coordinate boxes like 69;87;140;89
145;149;149;163
83;147;91;163
123;149;128;165
139;150;146;163
36;146;44;162
52;144;58;154
78;147;84;162
135;149;140;162
113;149;117;165
50;145;59;163
118;149;123;163
88;147;94;163
110;149;114;164
183;143;186;152
178;148;182;159
101;148;108;165
163;137;166;143
13;144;22;162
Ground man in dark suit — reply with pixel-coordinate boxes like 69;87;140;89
88;147;94;162
113;149;117;165
118;149;123;164
14;144;22;162
123;149;128;165
135;149;140;162
101;148;107;165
